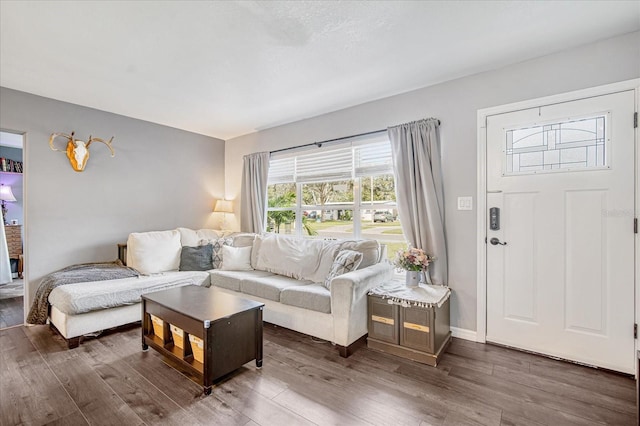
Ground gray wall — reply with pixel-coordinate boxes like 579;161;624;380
225;31;640;333
0;145;24;226
0;88;226;307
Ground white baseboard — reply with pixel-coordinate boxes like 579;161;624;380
450;326;478;342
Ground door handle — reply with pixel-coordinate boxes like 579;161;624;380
490;237;507;246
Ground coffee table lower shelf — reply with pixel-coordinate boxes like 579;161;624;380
143;335;204;378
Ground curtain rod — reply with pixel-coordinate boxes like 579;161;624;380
269;119;441;155
270;129;385;155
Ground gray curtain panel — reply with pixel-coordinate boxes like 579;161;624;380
388;118;447;285
240;151;270;233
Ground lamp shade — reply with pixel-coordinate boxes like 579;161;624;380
0;184;16;202
214;200;233;213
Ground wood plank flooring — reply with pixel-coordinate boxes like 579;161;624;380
0;296;23;329
0;323;635;426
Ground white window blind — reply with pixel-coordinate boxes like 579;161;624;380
354;140;393;177
268;156;295;184
296;146;353;183
268;132;392;184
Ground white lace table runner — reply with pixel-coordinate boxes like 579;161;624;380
369;281;451;308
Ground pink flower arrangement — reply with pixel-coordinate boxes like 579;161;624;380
393;247;434;272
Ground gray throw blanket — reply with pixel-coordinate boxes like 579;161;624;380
27;260;139;325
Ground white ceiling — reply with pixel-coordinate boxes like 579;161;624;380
1;1;638;140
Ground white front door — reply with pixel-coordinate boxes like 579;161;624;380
486;90;636;374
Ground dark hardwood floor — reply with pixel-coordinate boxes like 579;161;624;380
0;296;23;329
0;323;635;425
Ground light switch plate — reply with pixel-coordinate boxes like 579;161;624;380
457;196;473;211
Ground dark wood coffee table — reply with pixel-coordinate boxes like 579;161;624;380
141;285;264;395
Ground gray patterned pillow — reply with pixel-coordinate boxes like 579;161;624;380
179;244;213;271
323;249;363;290
201;237;233;269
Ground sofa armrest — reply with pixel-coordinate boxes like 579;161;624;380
330;261;394;346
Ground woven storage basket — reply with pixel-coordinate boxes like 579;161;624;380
150;315;164;339
170;324;184;349
189;334;204;363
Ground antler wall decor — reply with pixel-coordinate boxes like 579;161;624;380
49;131;115;172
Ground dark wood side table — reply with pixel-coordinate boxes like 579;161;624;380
141;286;264;395
367;282;451;367
117;243;127;265
4;224;23;278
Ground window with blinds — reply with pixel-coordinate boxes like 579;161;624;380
266;132;405;260
267;132;392;185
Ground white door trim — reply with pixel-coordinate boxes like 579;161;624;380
476;79;640;356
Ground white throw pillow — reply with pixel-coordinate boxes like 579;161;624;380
221;246;253;271
127;230;181;275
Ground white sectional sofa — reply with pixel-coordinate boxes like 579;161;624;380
209;232;393;356
47;229;214;348
46;228;393;355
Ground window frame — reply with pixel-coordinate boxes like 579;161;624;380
266;134;402;247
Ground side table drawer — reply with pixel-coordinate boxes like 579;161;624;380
400;306;433;353
368;296;399;344
4;225;22;258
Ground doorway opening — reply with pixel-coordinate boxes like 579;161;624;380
0;129;25;329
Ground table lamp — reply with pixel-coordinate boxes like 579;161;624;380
0;184;16;225
214;199;234;230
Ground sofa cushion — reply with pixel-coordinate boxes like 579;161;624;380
180;244;214;271
280;284;332;314
221;246;253;271
127;230;181;275
338;240;381;269
228;232;256;248
177;228;199;246
48;271;211;315
210;270;274;292
250;234;265;269
306;240;344;283
323;249;363;290
197;229;224;242
253;234;381;283
240;274;312;302
177;228;223;247
254;234;327;281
